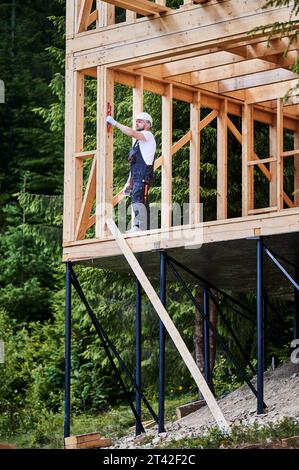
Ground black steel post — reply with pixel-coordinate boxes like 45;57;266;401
295;265;299;340
203;288;210;387
64;261;71;438
159;251;166;434
257;238;265;414
263;295;267;372
135;279;142;436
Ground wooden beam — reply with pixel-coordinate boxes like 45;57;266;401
106;218;229;433
189;92;201;225
63;56;75;243
72;1;295;65
200;109;218;130
217;99;228;220
97;0;115;27
245;79;299;104
96;67;114;238
75;158;96;240
242;103;254;216
171;131;192;155
295;122;299;206
133;75;144;133
161;84;173;229
277;99;284;210
218;69;298;94
101;0;171;16
66;0;76;38
269;120;277;207
77;0;93;33
180;59;277;86
74;72;85;229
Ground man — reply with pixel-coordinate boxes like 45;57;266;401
106;112;156;232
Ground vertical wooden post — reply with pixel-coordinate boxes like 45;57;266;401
133;76;144;129
126;10;137;22
189;91;201;225
269;119;277;207
217;99;228;220
242;103;254;216
294;122;299;206
161;84;173;229
63;56;75;243
74;72;85;229
97;0;115;27
66;0;76;38
96;66;114;238
276;99;284;210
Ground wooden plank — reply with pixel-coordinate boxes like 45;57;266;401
74;150;96;159
171;131;192;155
102;0;171;16
176;400;206;419
218;69;299;94
247;157;276;166
189;91;201;225
63;57;75;243
186;59;277;86
269;121;277;207
277;99;284;210
106;218;229;432
65;432;101;446
126;9;137;22
161;84;173;229
282;149;299;157
65;438;112;449
242;103;254;216
133;75;144;136
97;0;115;27
96;67;114;238
74;72;85;229
77;0;93;33
72;3;295;65
295;122;299;206
66;0;76;38
248;206;278;215
75;158;96;240
217;99;228;220
200;109;218;130
246;80;299;104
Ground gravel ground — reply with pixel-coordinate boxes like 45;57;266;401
111;361;299;449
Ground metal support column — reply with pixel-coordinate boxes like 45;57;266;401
295;265;299;340
203;288;211;387
135;279;142;436
64;261;71;438
257;238;265;414
263;295;267;372
159;251;166;434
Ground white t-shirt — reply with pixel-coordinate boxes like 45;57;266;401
139;131;156;165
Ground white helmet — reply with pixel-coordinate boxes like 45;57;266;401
136;112;153;127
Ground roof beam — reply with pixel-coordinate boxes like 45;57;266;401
218;69;299;93
72;0;297;67
244;79;299;104
101;0;171;16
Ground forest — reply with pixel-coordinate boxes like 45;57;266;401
0;0;298;448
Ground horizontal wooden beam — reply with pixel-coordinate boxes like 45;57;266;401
218;69;298;93
72;1;295;69
245;79;299;104
101;0;171;16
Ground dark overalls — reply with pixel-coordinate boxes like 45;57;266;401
129;140;154;231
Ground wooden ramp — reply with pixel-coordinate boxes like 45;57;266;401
107;219;229;432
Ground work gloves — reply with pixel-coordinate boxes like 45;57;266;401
106;116;117;126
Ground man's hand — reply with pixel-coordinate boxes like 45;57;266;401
106;116;117;126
